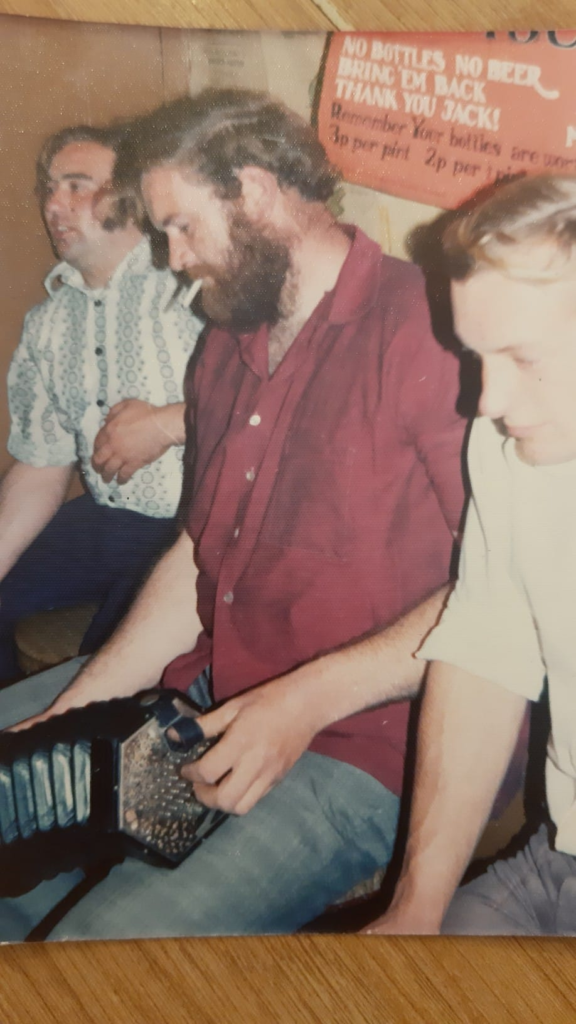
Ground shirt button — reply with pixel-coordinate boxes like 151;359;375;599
233;527;240;539
96;399;106;407
223;591;234;604
108;496;115;503
95;347;103;356
245;468;255;482
94;299;103;307
249;414;261;426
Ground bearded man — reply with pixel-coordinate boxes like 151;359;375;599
0;90;466;940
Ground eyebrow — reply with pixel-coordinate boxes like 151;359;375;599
48;173;95;183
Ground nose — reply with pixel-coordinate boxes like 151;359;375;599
44;185;66;218
478;354;515;421
168;234;193;275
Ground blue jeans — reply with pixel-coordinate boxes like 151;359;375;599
0;494;177;679
0;659;400;940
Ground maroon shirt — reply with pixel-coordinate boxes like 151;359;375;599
163;227;466;794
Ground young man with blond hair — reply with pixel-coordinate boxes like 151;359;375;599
369;174;576;936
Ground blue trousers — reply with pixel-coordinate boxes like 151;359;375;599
0;494;178;679
0;659;400;940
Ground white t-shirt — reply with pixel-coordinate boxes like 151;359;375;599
420;415;576;854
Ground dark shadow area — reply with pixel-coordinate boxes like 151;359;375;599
406;173;528;422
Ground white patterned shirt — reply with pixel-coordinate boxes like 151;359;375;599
8;239;202;518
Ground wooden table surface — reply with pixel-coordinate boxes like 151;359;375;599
1;1;576;1021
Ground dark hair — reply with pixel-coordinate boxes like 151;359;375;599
35;123;126;199
442;174;576;281
35;123;142;230
114;89;340;205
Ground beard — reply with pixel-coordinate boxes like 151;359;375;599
200;211;292;333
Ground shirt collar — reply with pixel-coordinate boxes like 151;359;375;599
232;226;384;372
44;237;153;299
324;225;384;325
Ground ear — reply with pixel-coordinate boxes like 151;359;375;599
236;166;280;224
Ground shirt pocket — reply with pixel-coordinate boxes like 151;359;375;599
259;439;357;562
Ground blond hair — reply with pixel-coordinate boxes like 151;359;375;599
443;175;576;282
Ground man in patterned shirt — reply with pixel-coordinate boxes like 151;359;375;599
0;123;202;680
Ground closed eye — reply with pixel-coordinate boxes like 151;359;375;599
513;354;541;368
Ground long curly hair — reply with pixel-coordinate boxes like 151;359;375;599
113;89;340;212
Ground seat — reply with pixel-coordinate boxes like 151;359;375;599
15;603;98;676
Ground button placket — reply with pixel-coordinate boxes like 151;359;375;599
93;299;108;414
211;382;277;611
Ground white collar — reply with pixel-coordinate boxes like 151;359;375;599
44;237;153;299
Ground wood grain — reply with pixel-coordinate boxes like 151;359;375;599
4;0;576;30
1;2;575;1021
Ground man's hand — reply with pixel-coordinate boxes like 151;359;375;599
360;903;442;935
180;678;322;816
6;688;91;733
8;703;64;733
92;399;184;484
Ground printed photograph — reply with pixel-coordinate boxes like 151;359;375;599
1;19;576;942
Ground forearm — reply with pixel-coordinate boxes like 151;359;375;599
280;585;450;734
387;661;527;930
92;401;186;484
0;461;73;580
152;402;186;446
49;530;201;712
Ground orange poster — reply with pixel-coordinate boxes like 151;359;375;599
316;30;576;208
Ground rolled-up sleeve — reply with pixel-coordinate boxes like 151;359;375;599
419;417;546;702
7;309;76;467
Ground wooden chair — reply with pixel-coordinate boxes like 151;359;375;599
15;603;98;676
